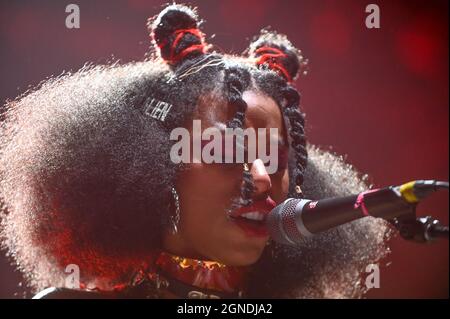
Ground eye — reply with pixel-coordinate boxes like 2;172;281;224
200;136;247;172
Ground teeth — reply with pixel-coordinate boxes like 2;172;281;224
240;211;265;221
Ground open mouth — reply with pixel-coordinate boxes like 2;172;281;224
238;211;267;222
228;197;276;237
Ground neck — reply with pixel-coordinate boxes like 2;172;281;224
154;251;249;298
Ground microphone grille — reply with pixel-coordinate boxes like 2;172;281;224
267;198;301;245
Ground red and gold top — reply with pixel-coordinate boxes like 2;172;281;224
155;251;249;295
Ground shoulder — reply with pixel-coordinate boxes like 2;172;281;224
32;283;162;299
32;287;116;299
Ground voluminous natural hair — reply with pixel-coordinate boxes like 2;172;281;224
0;4;392;298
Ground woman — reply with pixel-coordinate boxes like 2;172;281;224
0;4;391;298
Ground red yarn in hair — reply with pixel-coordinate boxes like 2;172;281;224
157;28;206;64
254;46;293;83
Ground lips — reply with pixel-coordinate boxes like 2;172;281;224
228;197;276;237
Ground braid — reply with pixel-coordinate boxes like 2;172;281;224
225;67;251;129
150;4;207;67
248;29;308;199
282;85;308;198
240;166;255;206
224;66;254;206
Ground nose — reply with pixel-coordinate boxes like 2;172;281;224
249;159;272;197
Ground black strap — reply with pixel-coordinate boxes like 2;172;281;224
157;270;244;299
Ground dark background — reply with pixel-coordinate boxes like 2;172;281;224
0;0;448;298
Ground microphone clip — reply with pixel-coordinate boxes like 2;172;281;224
390;215;449;243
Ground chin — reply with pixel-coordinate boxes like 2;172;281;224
215;247;265;266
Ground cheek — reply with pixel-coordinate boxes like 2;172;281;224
176;164;240;231
177;164;242;203
173;164;269;265
281;169;289;197
270;169;289;204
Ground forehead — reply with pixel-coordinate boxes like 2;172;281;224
194;89;285;133
242;90;284;131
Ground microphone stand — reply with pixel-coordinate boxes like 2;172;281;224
372;180;449;244
390;213;449;243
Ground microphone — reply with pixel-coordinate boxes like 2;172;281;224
266;180;449;246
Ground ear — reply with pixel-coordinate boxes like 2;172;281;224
148;4;208;67
247;29;308;82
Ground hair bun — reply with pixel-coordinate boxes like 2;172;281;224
149;4;207;66
248;30;307;82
